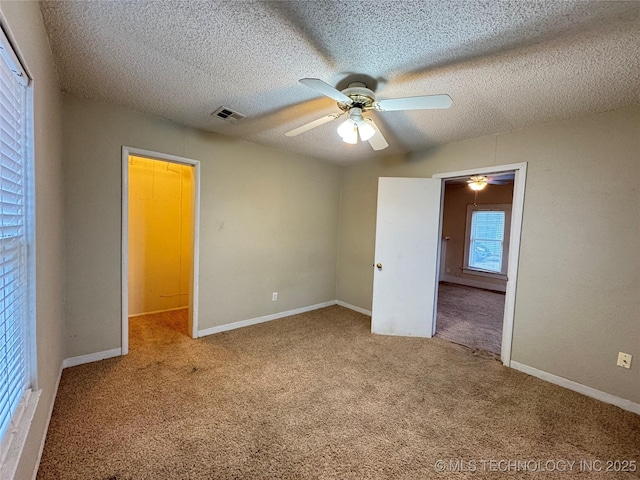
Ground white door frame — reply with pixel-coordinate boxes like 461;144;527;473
433;162;527;366
121;146;201;355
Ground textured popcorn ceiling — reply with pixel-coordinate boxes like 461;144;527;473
40;1;640;163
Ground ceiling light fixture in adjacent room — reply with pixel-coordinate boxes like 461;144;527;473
467;175;489;191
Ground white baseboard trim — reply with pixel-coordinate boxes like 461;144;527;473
441;274;506;293
198;301;337;337
30;363;63;480
62;348;122;369
336;300;372;316
510;361;640;415
128;306;188;318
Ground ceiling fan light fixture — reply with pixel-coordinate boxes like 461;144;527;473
337;107;375;144
468;181;487;191
337;118;358;144
357;119;375;141
286;77;452;151
342;130;358;144
467;175;489;191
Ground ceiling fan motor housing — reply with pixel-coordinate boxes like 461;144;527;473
338;82;375;111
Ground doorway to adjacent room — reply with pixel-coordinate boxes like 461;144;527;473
435;174;515;356
370;163;527;366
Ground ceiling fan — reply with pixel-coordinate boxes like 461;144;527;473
285;78;452;150
466;173;514;190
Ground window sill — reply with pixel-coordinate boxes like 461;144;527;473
463;268;507;281
0;389;40;480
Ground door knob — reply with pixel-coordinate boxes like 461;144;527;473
376;263;382;269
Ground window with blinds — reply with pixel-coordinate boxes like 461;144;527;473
463;204;511;276
0;27;31;445
469;211;505;273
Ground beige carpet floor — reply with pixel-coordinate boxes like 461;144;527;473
435;282;505;355
38;306;640;479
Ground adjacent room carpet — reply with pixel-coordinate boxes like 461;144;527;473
436;282;505;355
38;306;640;479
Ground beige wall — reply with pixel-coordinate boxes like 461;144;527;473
0;1;65;478
63;94;342;357
441;183;514;289
337;106;640;403
128;156;193;315
4;4;636;475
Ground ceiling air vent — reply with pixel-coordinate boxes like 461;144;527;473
211;106;246;123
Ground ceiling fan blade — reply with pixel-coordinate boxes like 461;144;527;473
490;172;516;182
374;94;452;111
299;78;353;104
284;113;343;137
364;118;389;151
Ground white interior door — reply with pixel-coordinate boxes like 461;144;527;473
371;177;442;337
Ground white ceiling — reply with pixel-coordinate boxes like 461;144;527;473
39;1;640;164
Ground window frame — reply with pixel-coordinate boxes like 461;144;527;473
463;203;511;279
0;20;38;480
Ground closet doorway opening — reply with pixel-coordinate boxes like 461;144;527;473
121;147;200;354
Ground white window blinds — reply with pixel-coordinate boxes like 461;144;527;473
0;29;30;442
468;210;505;273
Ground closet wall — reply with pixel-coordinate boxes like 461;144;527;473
128;156;193;315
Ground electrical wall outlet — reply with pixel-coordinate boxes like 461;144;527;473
272;292;278;301
617;352;632;369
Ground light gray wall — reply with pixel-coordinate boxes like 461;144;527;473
0;1;65;478
336;106;640;403
62;95;342;358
